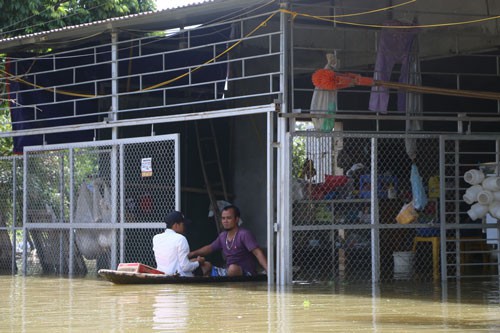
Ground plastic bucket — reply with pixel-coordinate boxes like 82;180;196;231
393;251;414;278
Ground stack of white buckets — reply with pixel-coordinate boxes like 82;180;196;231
463;169;500;220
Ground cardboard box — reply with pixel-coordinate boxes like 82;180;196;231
117;262;164;274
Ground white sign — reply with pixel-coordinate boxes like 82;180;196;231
141;157;152;177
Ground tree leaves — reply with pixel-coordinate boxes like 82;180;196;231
0;0;156;38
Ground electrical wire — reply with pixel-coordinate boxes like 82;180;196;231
314;0;416;19
0;68;96;98
281;8;500;29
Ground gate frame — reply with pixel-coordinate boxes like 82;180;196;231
21;134;180;276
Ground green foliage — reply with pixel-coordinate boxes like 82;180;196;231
0;110;13;156
0;101;12;156
292;122;309;179
0;58;12;156
0;0;157;38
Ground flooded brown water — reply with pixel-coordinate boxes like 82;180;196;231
1;276;500;332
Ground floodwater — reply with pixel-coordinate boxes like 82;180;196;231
1;276;500;333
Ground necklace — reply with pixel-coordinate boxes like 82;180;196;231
225;231;238;250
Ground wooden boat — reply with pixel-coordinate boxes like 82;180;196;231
98;263;267;285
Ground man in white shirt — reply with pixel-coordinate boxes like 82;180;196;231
153;211;211;276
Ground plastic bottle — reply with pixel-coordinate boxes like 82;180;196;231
428;175;439;198
388;182;396;199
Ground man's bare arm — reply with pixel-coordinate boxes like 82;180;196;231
252;247;268;273
189;244;213;258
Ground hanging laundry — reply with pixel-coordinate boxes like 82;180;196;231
369;20;418;113
310;53;337;131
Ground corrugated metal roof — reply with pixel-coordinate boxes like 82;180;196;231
0;0;212;43
157;0;213;10
0;0;273;53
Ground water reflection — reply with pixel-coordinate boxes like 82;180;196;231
153;290;189;331
1;277;500;332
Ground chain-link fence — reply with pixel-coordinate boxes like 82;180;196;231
290;131;500;282
20;134;179;276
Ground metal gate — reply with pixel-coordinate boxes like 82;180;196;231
289;131;500;283
21;134;179;276
440;135;500;280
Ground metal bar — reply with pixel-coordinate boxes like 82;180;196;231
276;1;290;286
11;157;17;274
119;142;125;263
110;144;118;269
24;222;166;229
25;134;178;152
439;136;447;281
0;104;276;139
69;148;74;277
58;154;65;275
281;112;500;122
175;134;181;212
22;153;27;275
110;31;119;270
267;110;274;285
370;137;380;283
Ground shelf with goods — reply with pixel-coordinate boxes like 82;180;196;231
292;198;371;228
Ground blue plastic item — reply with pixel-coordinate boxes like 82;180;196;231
411;164;428;210
359;174;398;199
416;227;440;237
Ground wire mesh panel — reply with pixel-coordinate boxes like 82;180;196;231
0;156;23;275
22;134;179;276
291;133;372;281
377;136;440;281
27;225;87;276
120;139;178;268
122;140;178;224
290;131;446;282
72;145;115;274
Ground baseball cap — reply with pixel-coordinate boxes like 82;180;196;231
164;211;191;228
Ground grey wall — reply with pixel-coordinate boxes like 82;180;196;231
232;113;269;248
